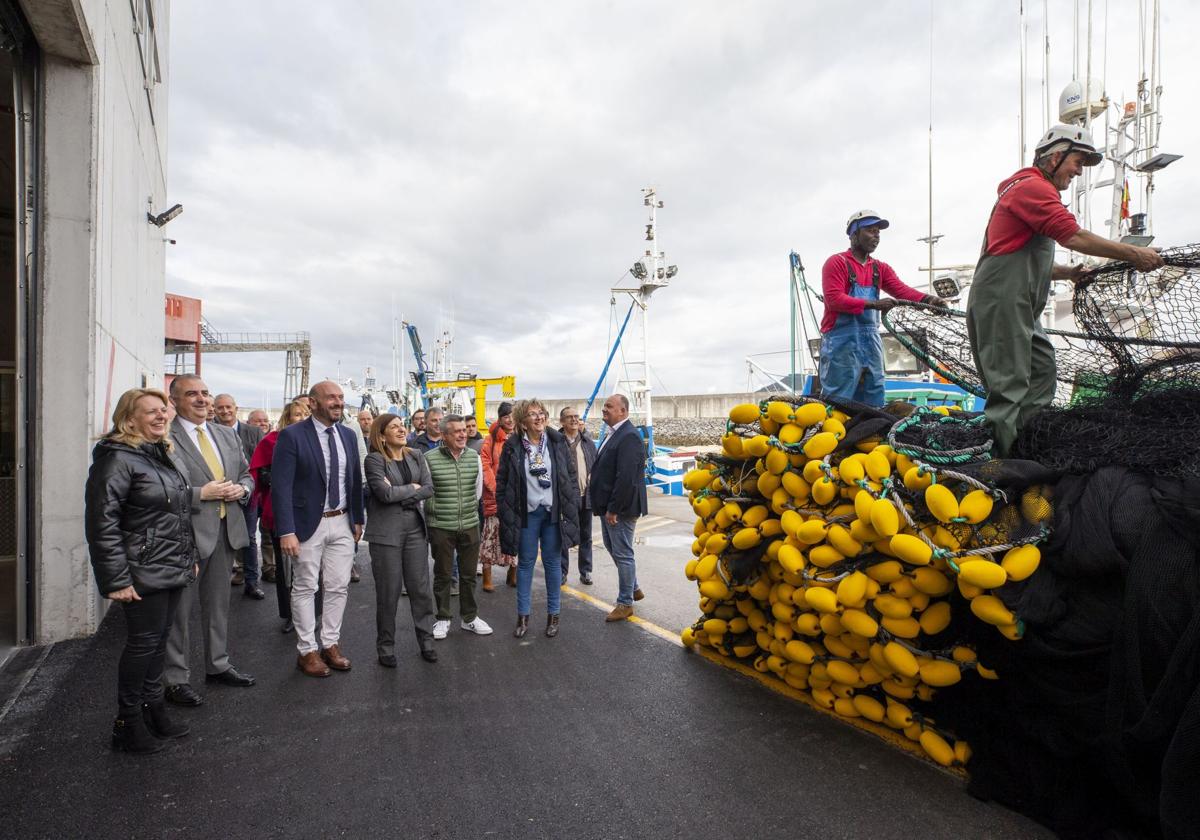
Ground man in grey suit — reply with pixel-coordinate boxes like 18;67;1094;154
214;393;267;599
164;376;257;706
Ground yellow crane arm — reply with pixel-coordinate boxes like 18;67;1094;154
423;376;516;432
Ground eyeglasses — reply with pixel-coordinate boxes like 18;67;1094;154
562;414;579;420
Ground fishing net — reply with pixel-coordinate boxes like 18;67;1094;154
883;244;1200;477
682;396;1200;838
938;467;1200;840
683;398;1056;771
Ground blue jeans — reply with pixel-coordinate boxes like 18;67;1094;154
601;516;638;605
517;506;562;616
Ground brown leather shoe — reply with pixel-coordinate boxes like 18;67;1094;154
633;588;645;601
321;644;352;671
606;604;634;622
505;566;517;587
481;566;494;592
296;651;330;678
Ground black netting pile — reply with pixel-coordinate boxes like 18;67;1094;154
935;467;1200;840
690;390;1200;837
877;249;1200;837
1017;246;1200;477
866;406;1200;839
883;244;1200;477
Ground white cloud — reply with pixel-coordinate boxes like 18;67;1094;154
166;1;1200;410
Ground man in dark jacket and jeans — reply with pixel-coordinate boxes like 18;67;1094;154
558;406;597;585
588;394;648;621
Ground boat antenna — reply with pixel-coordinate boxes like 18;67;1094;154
918;1;942;280
1019;0;1028;167
1042;0;1051;133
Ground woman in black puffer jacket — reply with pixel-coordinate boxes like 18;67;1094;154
495;399;580;639
85;388;197;754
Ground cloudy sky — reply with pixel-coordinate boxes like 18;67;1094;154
165;1;1200;411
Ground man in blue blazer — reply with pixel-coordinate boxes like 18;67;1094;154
588;393;648;622
271;381;365;677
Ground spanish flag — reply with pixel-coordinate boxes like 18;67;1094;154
1121;179;1131;220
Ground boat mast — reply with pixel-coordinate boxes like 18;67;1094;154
613;188;678;448
1146;0;1162;235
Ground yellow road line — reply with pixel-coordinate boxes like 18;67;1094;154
561;584;961;776
591;516;683;546
561;585;683;646
634;519;679;535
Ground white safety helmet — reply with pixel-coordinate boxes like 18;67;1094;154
1034;124;1103;166
845;209;890;236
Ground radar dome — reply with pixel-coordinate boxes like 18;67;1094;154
1059;79;1107;124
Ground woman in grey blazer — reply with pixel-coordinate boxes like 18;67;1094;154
364;414;437;667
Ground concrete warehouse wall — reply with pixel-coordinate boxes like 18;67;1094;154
30;1;172;643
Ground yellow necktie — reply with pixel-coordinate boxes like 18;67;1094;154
196;427;227;519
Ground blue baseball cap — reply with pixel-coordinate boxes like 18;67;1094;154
846;209;890;236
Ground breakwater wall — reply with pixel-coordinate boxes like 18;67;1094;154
483;392;763;422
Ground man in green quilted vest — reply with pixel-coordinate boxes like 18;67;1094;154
426;414;494;639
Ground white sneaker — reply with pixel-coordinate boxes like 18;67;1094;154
460;617;493;636
432;620;450;640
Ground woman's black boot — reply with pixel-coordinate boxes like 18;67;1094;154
545;614;560;638
143;699;190;739
513;615;529;639
112;712;168;754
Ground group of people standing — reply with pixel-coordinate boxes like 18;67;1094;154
85;378;648;754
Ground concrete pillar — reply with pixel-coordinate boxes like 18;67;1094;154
32;54;101;642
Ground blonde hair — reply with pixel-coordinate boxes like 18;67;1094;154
106;388;173;451
278;399;311;430
369;413;410;461
511;398;547;433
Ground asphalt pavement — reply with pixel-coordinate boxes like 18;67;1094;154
0;494;1051;839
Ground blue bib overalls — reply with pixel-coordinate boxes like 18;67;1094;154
819;260;886;407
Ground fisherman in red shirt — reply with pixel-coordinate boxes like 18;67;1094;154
967;124;1163;455
818;210;945;407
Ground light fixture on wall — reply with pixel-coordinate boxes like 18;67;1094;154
147;203;183;227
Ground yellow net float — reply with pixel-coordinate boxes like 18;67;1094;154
956;558;1008;590
1001;544;1041;581
969;594;1016;627
869;497;901;537
778;423;805;445
924;483;959;523
840;608;879;639
958;489;994;524
803;431;840;460
728;403;762;425
793;401;829;428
